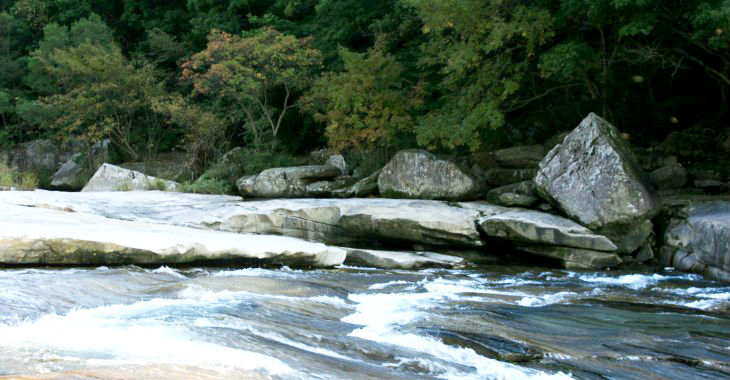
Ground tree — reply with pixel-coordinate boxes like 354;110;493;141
301;38;423;151
404;0;554;151
30;14;169;160
181;27;321;150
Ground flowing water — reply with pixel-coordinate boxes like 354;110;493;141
0;265;728;380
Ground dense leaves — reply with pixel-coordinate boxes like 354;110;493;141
0;0;727;168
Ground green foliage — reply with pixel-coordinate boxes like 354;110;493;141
179;178;231;195
0;161;38;190
302;39;423;151
182;27;322;150
144;178;168;191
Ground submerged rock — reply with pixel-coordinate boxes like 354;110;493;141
660;201;730;281
378;149;478;201
342;247;463;269
0;204;346;267
478;210;617;252
82;163;179;192
534;113;660;253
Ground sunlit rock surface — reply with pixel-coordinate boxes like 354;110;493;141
0;203;346;267
82;163;179;192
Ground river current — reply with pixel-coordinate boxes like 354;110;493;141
0;265;728;380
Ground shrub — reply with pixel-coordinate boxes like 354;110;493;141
144;178;168;191
0;162;39;190
179;178;231;195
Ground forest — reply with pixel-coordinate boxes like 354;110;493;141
1;0;728;189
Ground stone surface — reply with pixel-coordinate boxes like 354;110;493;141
478;210;617;251
378;149;478;201
533;113;661;253
492;145;545;168
82;163;179;192
325;155;349;175
0;203;345;267
484;168;537;187
516;245;622;269
332;170;380;198
1;139;80;176
50;139;110;191
237;165;341;198
650;163;687;190
342;247;463;269
660;201;730;281
486;181;539;207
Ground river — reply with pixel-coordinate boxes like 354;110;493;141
1;265;728;379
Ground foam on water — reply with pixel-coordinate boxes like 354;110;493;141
577;273;700;290
343;278;573;380
0;298;293;375
149;266;186;279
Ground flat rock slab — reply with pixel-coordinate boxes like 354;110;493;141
0;191;484;247
0;203;345;267
342;247;463;269
478;210;617;252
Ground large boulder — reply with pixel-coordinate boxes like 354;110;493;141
478;210;617;252
516;245;622;269
378;149;479;201
82;163;179;192
325;154;349;175
237;165;341;198
659;201;730;281
533;113;661;253
332;170;380;198
0;203;345;267
2;139;81;180
50;139;110;191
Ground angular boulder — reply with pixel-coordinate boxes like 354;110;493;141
237;165;341;198
378;149;478;201
50;139;110;190
660;201;730;281
82;163;179;192
478;210;617;252
0;204;346;267
533;113;660;253
650;163;687;190
342;247;463;269
325;154;349;175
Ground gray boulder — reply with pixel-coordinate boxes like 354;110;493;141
2;139;81;178
342;247;463;269
492;145;545;168
650;163;687;190
534;113;661;253
237;165;341;198
325;154;349;175
332;170;380;198
378;149;479;201
50;139;110;190
660;201;730;281
478;210;617;251
486;181;539;207
82;163;179;192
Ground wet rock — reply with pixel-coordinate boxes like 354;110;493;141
516;245;622;269
332;170;380;198
237;165;341;198
50;139;110;191
486;181;539;207
534;113;660;253
484;168;537;187
0;204;346;267
378;149;479;201
478;210;617;251
342;247;463;269
660;201;730;281
650;163;687;190
82;163;179;192
492;145;545;168
422;329;541;363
